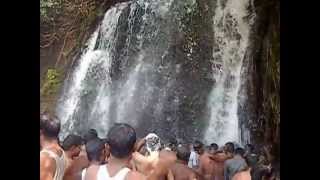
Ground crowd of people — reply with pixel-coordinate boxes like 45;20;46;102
40;113;277;180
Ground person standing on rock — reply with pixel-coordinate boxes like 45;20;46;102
40;113;67;180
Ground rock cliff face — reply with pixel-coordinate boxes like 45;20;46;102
40;0;130;113
40;0;279;167
239;0;279;167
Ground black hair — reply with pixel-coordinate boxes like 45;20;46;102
107;123;136;158
177;144;191;162
101;138;109;144
210;143;219;150
62;134;83;150
235;147;245;157
204;145;212;152
84;129;98;143
245;144;254;153
193;140;203;150
85;138;105;162
40;113;60;139
224;142;235;153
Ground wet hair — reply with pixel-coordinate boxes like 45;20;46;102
210;143;219;150
84;129;98;143
235;147;245;157
204;145;212;152
224;142;235;153
107;123;136;158
245;144;254;153
62;134;83;151
177;144;191;162
40;113;60;139
85;138;105;162
193;140;203;151
101;138;109;146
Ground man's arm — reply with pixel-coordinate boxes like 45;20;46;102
127;171;147;180
40;154;56;180
209;153;232;162
134;138;146;152
224;162;229;180
147;150;176;180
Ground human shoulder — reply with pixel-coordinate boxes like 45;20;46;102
189;170;198;180
127;171;146;180
40;154;56;179
40;152;56;168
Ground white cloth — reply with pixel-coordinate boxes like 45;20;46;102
82;164;131;180
40;149;67;180
145;133;161;153
188;150;199;169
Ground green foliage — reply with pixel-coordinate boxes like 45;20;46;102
40;68;62;97
40;0;62;23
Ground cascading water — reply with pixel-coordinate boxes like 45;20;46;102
204;0;252;146
57;0;255;144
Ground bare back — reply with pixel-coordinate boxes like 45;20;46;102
40;146;66;180
198;152;216;180
63;155;89;180
211;153;231;180
171;163;197;180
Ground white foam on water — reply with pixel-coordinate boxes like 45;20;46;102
204;0;251;146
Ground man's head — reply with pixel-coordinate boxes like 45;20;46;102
84;129;98;143
193;140;204;154
224;142;235;154
210;143;219;154
204;145;213;154
40;113;60;145
85;138;106;163
245;144;254;154
176;144;191;163
234;147;245;157
107;123;136;159
62;134;84;158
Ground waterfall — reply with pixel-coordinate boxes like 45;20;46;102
56;3;129;139
56;0;255;144
204;0;252;146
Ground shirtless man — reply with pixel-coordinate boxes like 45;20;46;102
81;138;106;180
40;114;67;180
62;134;84;180
131;133;162;176
171;144;198;180
197;146;217;180
209;142;234;180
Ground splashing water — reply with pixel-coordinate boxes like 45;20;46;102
204;0;252;146
56;0;255;144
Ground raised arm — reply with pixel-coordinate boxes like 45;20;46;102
209;153;232;162
134;138;146;152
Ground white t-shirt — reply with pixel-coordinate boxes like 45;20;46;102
188;151;199;169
